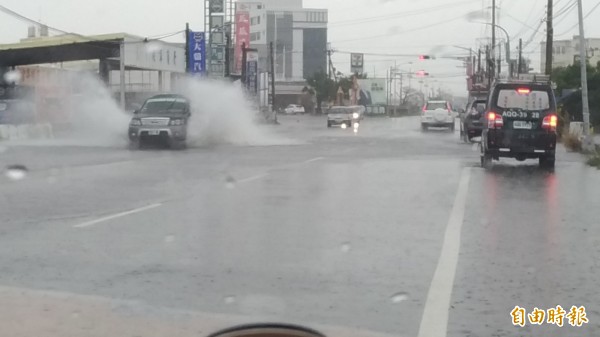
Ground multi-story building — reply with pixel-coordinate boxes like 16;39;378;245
238;0;328;81
540;36;600;70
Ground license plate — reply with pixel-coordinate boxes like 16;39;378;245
148;130;160;135
513;121;532;129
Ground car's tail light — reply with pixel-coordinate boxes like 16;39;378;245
542;114;558;132
487;112;503;128
422;105;427;113
517;88;531;94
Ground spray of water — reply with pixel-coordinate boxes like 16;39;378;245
66;74;130;147
176;78;295;147
9;69;295;148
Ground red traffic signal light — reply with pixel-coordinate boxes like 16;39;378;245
419;55;432;60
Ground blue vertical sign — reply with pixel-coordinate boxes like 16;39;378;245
188;31;206;74
246;51;258;95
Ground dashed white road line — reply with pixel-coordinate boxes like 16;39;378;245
237;157;325;184
73;203;162;228
417;167;471;337
303;156;325;164
237;173;269;183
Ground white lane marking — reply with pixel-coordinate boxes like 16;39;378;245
237;157;324;184
303;156;324;164
417;167;471;337
73;203;162;228
237;173;269;183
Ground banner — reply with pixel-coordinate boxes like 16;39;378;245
188;31;206;74
357;79;387;105
246;51;258;95
234;10;250;74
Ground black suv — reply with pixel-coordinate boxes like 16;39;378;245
460;99;487;142
481;80;558;169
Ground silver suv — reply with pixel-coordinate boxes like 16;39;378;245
128;94;191;149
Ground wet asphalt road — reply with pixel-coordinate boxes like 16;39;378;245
0;115;599;337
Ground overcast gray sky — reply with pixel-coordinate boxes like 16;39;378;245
1;0;599;96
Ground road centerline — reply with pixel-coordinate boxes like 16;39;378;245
73;203;162;228
417;167;471;337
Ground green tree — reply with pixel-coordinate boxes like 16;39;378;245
306;71;336;113
552;61;600;126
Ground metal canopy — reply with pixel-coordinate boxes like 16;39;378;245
0;34;126;67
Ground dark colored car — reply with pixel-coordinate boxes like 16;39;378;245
481;81;558;169
460;99;486;142
128;94;191;149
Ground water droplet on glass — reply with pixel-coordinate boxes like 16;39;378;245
164;235;175;243
224;295;236;304
3;70;22;83
0;145;7;153
340;242;351;253
71;310;81;318
46;176;57;184
5;165;28;181
390;292;409;303
225;175;236;189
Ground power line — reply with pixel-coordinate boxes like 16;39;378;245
331;15;466;44
555;1;600;37
0;4;184;46
328;0;480;27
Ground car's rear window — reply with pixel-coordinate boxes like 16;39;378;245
426;102;447;110
495;89;550;110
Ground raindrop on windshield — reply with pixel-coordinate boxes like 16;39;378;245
390;292;409;303
164;235;175;243
340;242;351;253
224;295;236;304
225;175;236;189
0;145;7;153
5;165;28;181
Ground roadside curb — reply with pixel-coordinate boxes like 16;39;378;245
0;123;54;141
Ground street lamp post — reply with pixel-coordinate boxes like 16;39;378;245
476;22;511;77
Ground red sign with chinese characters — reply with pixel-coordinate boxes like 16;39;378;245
234;11;250;74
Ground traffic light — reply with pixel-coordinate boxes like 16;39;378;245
419;55;432;60
416;70;429;77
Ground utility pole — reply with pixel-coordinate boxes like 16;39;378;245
224;31;231;77
545;0;554;76
241;42;247;85
270;41;276;112
119;41;125;110
518;38;523;75
185;23;190;73
498;42;502;76
491;0;496;81
328;49;332;79
577;0;592;149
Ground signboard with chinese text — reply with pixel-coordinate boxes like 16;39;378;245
246;51;258;95
188;31;206;74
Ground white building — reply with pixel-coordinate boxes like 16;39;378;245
239;0;328;81
541;36;600;69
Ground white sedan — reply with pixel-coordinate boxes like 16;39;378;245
284;104;305;115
